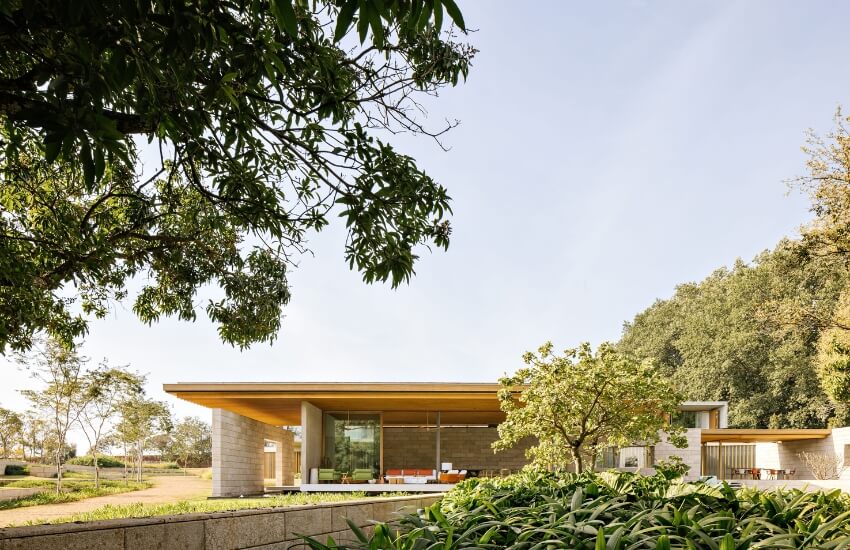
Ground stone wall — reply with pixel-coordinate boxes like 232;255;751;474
212;409;294;497
653;429;702;481
0;494;441;550
0;487;46;502
383;426;533;472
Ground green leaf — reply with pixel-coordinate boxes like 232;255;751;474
270;0;298;37
718;533;735;550
368;5;385;45
333;0;358;42
441;0;465;31
595;527;606;550
81;140;95;189
433;0;443;31
357;0;370;44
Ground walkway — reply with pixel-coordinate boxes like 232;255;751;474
0;475;211;527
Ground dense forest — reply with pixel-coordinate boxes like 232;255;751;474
619;112;850;429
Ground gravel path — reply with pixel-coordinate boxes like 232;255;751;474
0;475;211;527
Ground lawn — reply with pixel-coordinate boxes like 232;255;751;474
34;492;406;525
0;479;152;511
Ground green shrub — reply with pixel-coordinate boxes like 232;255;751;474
67;456;125;468
3;464;29;476
143;462;180;470
302;470;850;549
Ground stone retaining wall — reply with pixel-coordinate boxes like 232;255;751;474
0;487;45;502
0;494;441;550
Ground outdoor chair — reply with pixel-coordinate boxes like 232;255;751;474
318;468;341;483
351;468;374;482
784;469;796;479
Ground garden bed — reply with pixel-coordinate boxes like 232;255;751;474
307;470;850;548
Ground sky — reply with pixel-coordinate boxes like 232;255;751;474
4;1;850;452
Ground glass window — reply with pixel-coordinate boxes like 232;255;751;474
671;410;698;429
322;412;381;477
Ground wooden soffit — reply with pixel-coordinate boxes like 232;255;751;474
163;382;509;426
701;429;832;443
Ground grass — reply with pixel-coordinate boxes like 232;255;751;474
33;492;409;525
0;479;152;511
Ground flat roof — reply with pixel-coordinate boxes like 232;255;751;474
163;382;508;426
163;382;734;428
701;429;832;443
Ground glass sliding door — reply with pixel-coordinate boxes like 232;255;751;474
322;412;381;478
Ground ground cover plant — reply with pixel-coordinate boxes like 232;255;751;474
302;470;850;549
0;479;150;511
26;492;408;526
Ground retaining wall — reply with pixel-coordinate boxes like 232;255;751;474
0;487;46;502
0;494;441;550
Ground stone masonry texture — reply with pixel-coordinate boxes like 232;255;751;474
382;426;533;472
212;409;294;497
0;495;441;550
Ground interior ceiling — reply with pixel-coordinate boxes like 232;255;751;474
165;383;510;426
700;429;832;443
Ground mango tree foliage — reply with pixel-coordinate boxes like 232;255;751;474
816;293;850;403
494;342;686;473
620;242;850;429
0;0;472;353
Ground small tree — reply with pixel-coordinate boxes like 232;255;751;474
167;417;212;473
494;342;686;472
19;411;48;463
19;339;89;492
798;451;845;480
0;407;23;458
113;397;172;482
75;366;144;488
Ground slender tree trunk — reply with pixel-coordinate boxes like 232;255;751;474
136;440;143;483
55;449;62;494
92;448;100;490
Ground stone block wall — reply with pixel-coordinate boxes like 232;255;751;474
383;426;533;472
653;429;702;480
212;409;294;497
0;494;441;550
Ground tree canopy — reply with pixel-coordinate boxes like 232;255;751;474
493;342;686;473
619;110;850;429
0;0;473;353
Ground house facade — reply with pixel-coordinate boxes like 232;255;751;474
164;382;848;497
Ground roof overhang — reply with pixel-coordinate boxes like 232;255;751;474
164;382;509;426
701;429;832;443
